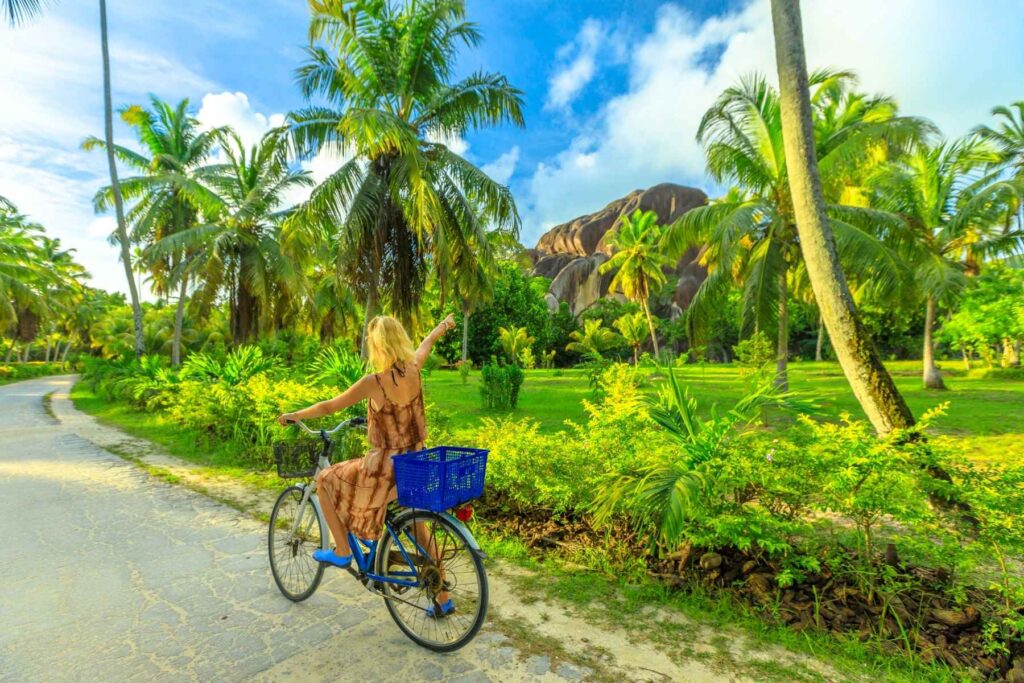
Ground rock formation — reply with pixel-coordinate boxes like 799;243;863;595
529;183;708;317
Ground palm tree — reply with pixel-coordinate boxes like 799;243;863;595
566;319;621;359
614;312;650;365
0;208;54;348
84;97;222;365
498;326;533;365
599;210;672;360
151;129;314;345
975;101;1024;179
3;0;144;356
289;0;523;330
768;0;917;433
2;0;40;25
665;70;921;391
869;138;1024;389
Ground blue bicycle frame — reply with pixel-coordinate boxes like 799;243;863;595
346;519;432;588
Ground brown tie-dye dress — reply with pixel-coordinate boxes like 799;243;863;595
315;373;427;540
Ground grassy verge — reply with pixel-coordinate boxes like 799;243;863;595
69;380;280;493
476;529;962;683
0;362;68;386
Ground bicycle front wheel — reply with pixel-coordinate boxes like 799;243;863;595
268;485;326;602
374;509;488;652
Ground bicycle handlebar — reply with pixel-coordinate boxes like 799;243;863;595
286;416;367;436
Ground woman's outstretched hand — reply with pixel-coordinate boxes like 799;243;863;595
441;313;455;332
277;413;298;427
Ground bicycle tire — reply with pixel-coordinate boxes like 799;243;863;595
268;485;326;602
374;509;488;652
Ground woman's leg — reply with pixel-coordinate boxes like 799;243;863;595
414;520;449;603
316;473;352;555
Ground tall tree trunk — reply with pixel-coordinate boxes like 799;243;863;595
21;343;30;363
642;299;660;360
461;308;471;364
961;345;971;370
771;0;914;434
4;340;15;363
99;0;144;359
922;295;946;389
1001;337;1020;368
44;337;51;363
61;343;72;367
633;344;639;366
235;282;258;346
775;271;789;391
815;312;826;361
360;286;378;359
171;272;189;367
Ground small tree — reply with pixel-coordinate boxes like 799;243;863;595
498;326;534;366
600;210;672;358
566;319;621;359
613;312;650;364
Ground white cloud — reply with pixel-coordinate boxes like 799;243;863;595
545;18;607;110
481;146;520;185
197;91;286;147
86;217;116;239
426;130;470;156
522;0;1024;246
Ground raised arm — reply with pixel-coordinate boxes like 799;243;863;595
415;313;456;366
277;375;374;426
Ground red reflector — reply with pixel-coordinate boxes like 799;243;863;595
455;505;474;522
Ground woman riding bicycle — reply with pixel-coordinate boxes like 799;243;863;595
277;313;456;615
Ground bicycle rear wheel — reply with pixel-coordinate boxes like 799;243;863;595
268;485;326;602
374;509;488;652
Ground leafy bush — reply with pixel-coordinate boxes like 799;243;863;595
0;362;66;383
479;357;524;410
456;359;472;384
309;345;365;389
421;352;442;377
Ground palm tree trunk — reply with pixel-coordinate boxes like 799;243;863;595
44;337;51;363
21;343;30;362
633;344;639;366
771;0;914;434
922;295;945;389
4;340;15;363
61;343;71;367
171;272;189;366
99;0;144;359
360;286;378;359
815;312;826;361
642;300;660;360
775;271;789;391
961;345;971;370
461;310;470;363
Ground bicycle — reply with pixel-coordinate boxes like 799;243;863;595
268;417;490;652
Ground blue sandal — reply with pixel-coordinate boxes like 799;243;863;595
426;598;455;618
312;548;353;568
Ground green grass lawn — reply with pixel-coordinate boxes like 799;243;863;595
426;360;1024;463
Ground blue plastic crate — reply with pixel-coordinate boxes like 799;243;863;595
392;446;488;512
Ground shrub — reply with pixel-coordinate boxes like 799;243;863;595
309;345;365;389
456;359;472;384
421;352;442;377
475;417;591;513
479;357;524;410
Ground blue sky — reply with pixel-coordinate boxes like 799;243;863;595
2;0;1023;296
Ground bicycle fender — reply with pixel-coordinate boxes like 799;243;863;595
437;511;487;559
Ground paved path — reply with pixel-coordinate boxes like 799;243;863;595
0;377;598;682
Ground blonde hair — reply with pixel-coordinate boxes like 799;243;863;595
366;315;415;372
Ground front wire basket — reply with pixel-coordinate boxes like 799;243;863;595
273;439;328;478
